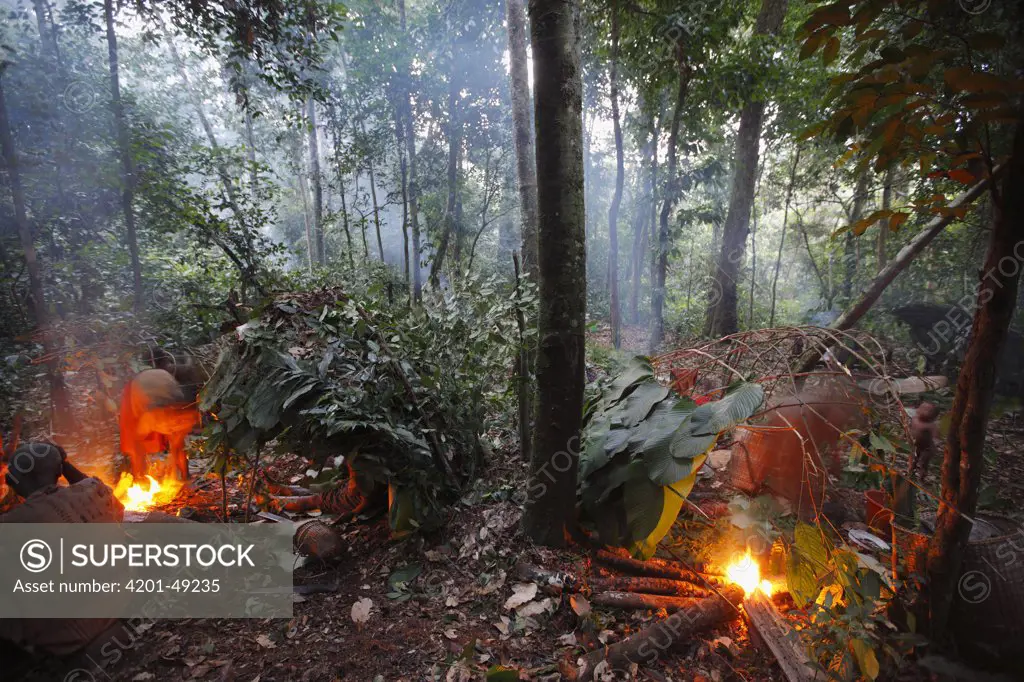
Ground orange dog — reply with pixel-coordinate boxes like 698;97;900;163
119;369;200;481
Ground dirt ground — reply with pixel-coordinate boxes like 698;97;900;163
6;331;1024;682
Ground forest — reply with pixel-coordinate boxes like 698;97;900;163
1;0;1023;680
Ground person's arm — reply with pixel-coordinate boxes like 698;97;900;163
62;459;88;485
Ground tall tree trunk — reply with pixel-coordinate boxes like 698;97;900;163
431;60;460;286
627;186;648;325
506;0;539;281
0;72;74;434
878;166;893;272
842;172;870;304
607;0;624;349
769;147;800;326
244;107;258;196
747;158;767;328
329;104;356;271
926;123;1024;638
521;0;586;548
104;0;143;312
356;118;385;262
399;0;422;302
394;105;410;285
307;97;325;265
706;0;788;337
354;170;369;261
648;48;690;353
640;114;659;328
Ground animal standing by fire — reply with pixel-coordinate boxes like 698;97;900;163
119;353;203;482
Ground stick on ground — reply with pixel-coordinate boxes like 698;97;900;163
577;586;744;682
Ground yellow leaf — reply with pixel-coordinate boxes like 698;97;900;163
629;454;706;559
850;638;880;680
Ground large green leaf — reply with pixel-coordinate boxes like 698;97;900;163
614;382;670;428
602;356;654;405
626;455;707;559
646;382;764;485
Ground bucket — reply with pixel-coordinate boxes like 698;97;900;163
864;490;893;537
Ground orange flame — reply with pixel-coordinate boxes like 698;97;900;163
113;472;182;512
725;550;773;598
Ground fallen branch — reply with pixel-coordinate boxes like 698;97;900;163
590;590;705;612
595;549;726;587
515;562;713;598
578;587;744;682
744;591;815;682
798;166;1003;373
592;575;713;598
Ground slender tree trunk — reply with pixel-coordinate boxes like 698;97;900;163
104;0;143;312
796;208;829;304
168;36;265;296
926;123;1024;638
307;97;325;265
394;106;410;285
0;73;74;434
354;170;369;261
706;0;788;337
607;0;624;349
747;159;766;328
431;60;460;286
627;189;648;325
769;147;800;326
522;0;586;548
506;0;539;281
244;107;258;196
328;104;355;271
878;166;893;272
648;49;689;353
399;0;422;302
355;117;385;262
293;110;314;274
842;172;870;304
641;114;659;328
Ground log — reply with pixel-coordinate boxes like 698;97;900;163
590;591;704;612
743;591;815;682
577;587;744;682
595;549;726;587
592;575;713;598
515;563;713;598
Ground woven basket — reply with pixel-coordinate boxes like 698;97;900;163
294;519;345;562
894;513;1024;662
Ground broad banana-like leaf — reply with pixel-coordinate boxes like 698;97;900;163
625;454;707;559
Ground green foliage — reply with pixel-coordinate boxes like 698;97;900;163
201;279;525;528
579;357;763;557
785;519;920;681
797;0;1023;232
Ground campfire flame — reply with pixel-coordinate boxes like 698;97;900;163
113;472;182;512
725;550;773;598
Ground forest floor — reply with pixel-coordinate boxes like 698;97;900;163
7;331;1024;682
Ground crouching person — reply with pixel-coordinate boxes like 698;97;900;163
0;443;125;669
